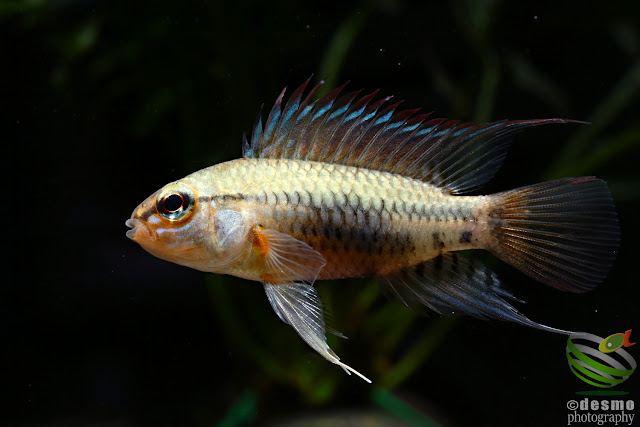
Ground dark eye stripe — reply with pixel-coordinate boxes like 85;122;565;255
140;207;156;221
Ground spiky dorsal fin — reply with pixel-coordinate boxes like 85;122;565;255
244;79;581;194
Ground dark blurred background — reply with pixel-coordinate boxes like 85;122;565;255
7;0;640;425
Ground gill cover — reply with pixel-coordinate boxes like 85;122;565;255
205;209;250;271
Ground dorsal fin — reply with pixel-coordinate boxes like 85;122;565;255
245;79;582;194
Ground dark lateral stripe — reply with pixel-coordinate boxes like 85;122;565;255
210;189;421;257
212;190;465;231
239;189;446;226
208;194;246;203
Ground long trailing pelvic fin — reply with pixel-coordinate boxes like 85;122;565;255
264;282;371;383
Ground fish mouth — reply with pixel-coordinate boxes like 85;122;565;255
125;218;156;242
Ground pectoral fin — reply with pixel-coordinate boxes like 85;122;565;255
251;226;327;284
264;282;371;383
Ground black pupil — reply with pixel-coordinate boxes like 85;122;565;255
163;194;184;213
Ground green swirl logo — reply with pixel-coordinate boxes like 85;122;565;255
566;331;636;388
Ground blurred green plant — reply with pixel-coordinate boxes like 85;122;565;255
218;388;258;427
545;59;640;180
372;386;441;426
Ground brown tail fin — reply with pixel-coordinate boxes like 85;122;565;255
487;177;620;292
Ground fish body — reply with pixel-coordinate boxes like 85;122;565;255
131;158;486;279
126;80;620;382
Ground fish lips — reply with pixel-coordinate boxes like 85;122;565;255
125;218;156;242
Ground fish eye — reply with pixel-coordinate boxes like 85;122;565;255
156;183;195;222
162;193;184;213
162;193;185;213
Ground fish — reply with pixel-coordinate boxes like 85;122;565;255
126;79;620;383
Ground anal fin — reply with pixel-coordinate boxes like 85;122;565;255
378;253;571;334
264;282;371;383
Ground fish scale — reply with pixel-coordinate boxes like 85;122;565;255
198;158;485;280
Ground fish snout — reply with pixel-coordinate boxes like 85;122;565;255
125;217;156;242
126;195;160;242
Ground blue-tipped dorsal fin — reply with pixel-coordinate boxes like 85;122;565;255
245;79;582;194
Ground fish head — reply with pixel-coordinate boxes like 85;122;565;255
126;180;215;271
126;177;252;274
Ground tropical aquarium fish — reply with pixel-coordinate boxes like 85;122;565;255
126;79;619;383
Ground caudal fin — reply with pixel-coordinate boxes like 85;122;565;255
487;177;620;292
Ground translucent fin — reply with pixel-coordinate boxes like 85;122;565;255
264;282;372;383
487;177;620;292
246;80;581;193
252;226;327;284
378;253;571;334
